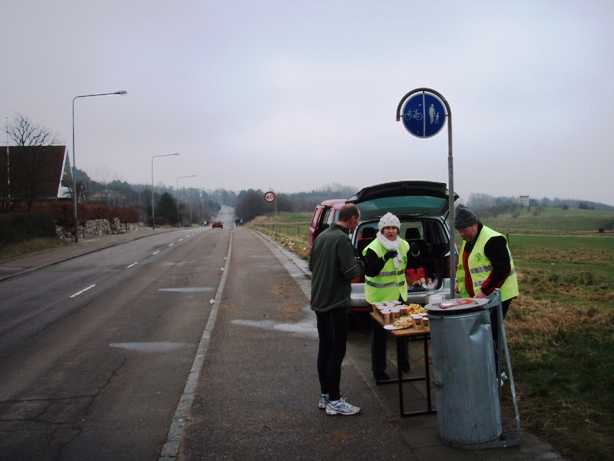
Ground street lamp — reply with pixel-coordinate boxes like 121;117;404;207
176;175;196;225
151;153;180;230
72;90;127;242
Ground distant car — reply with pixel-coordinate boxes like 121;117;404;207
212;221;224;229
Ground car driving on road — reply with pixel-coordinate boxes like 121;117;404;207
212;221;224;229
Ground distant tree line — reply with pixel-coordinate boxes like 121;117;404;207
233;184;358;224
465;193;614;217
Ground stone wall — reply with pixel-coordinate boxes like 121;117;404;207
57;219;146;240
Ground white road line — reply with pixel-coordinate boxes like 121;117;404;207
127;262;138;268
179;238;184;242
153;250;161;255
70;284;96;298
159;230;233;461
169;243;174;247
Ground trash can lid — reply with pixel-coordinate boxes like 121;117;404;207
425;298;489;314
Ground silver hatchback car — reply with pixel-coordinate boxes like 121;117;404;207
346;180;458;312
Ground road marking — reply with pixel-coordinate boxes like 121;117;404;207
159;228;232;461
153;250;161;255
70;284;96;298
169;243;174;247
127;262;138;268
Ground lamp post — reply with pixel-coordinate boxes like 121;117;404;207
151;153;180;230
176;175;196;225
72;90;127;242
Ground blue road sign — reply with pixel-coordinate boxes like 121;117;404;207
402;91;446;138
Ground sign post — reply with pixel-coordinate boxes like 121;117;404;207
397;88;455;300
264;191;277;235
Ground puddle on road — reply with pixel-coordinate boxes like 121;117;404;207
109;341;189;353
231;305;317;338
158;287;214;293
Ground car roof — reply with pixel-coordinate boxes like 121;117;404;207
320;199;347;209
346;180;458;219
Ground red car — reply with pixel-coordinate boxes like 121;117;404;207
212;221;224;229
308;199;346;252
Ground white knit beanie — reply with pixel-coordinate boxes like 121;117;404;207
378;212;401;232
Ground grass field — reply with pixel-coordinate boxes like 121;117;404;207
250;206;614;461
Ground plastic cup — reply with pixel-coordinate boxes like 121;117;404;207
411;314;422;327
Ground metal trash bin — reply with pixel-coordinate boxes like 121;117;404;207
426;295;502;449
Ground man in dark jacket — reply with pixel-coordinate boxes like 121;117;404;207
309;203;364;416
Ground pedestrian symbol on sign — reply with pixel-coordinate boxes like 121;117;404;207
401;91;446;138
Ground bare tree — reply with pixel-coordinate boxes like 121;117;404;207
92;165;113;210
4;114;64;211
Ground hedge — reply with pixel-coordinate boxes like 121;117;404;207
0;212;57;245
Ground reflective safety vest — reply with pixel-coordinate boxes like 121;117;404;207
456;226;519;301
363;239;410;304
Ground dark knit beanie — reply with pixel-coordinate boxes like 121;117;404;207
455;205;478;229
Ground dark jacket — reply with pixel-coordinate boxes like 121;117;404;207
309;223;364;313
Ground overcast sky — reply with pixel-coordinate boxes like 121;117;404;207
3;0;613;205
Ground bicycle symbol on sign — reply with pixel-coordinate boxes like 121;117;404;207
404;109;423;121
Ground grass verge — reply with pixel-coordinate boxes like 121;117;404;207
0;237;71;261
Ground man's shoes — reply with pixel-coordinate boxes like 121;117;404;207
374;370;390;381
318;394;329;409
326;397;361;416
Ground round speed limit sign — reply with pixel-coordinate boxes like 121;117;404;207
264;191;276;203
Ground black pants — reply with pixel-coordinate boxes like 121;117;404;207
372;323;409;373
316;307;349;401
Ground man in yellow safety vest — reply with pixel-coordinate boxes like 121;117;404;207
454;205;519;369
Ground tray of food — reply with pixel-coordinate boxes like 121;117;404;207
384;315;414;330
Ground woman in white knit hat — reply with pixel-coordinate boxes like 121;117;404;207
362;212;411;381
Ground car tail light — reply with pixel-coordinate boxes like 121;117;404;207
351;275;364;284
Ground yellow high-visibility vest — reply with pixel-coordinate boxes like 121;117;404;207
364;239;409;303
456;226;518;301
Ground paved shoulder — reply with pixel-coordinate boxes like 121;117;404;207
178;227;416;460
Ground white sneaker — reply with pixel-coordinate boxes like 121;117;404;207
326;397;361;416
318;394;329;409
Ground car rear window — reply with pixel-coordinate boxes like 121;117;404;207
356;195;449;217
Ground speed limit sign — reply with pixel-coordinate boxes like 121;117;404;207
264;191;276;203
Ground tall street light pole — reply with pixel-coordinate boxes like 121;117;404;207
72;90;127;242
151;153;180;230
176;175;196;226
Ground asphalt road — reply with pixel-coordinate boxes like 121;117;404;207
0;226;228;461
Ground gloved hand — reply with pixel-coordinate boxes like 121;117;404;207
383;250;398;261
